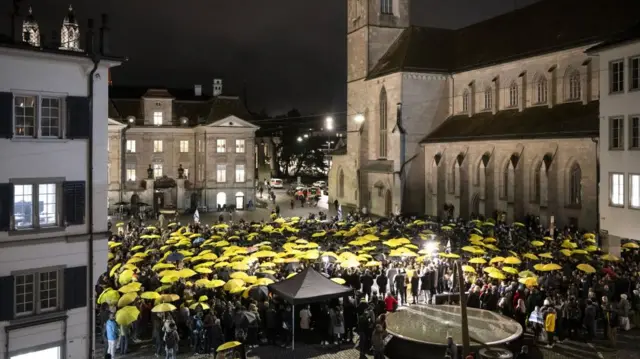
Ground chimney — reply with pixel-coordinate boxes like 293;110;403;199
213;79;222;96
99;14;110;55
85;18;96;55
194;84;202;97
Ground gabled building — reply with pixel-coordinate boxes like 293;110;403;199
107;83;259;212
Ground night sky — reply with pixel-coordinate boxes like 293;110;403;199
5;0;537;115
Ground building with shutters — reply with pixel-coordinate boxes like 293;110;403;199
0;5;124;359
329;0;640;232
107;84;259;213
588;23;640;256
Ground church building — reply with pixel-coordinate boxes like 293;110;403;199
329;0;640;229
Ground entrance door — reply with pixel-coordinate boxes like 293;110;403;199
216;192;227;210
235;192;245;210
154;191;165;212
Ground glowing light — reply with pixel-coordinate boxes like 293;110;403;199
354;113;365;123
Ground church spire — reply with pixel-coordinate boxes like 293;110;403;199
60;4;81;51
22;6;41;47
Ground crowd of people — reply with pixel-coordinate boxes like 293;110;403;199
97;210;640;359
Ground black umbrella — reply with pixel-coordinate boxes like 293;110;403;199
246;286;269;301
234;310;257;327
166;252;184;262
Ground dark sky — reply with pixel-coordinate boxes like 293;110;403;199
6;0;536;115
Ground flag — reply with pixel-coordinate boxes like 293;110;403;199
193;209;200;223
337;205;342;221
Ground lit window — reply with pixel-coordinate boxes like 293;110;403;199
13;95;63;138
153;164;163;178
197;164;204;181
217;139;226;153
610;60;624;93
631;56;640;91
153;111;163;125
508;82;518;107
14;269;60;317
13;95;36;137
14;184;33;229
13;183;59;229
153;140;163;153
235;139;245;153
38;183;57;226
630;174;640;209
40;98;61;137
126;140;136;153
179;140;189;153
610;173;624;207
610;117;624;150
216;164;227;182
630;116;640;149
235;164;245;182
126;167;136;181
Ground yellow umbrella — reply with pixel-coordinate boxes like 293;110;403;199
189;303;210;310
230;272;249;280
489;271;506;280
518;270;536;278
223;279;245;291
195;267;212;274
255;278;274;286
206;280;226;289
518;277;538;287
160;276;179;284
468;257;487;264
109;263;122;277
217;341;242;352
115;306;140;325
623;242;639;249
539;252;553;259
531;241;544;247
601;254;620;261
141;291;161;300
461;265;476;273
117;292;138;307
541;263;562;271
503;257;521;265
97;288;120;305
331;278;346;285
502;267;519;275
118;282;142;294
151;303;177;313
576;263;596;273
522;253;539;260
489;256;505;264
178;268;197;278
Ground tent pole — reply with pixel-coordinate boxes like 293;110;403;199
292;304;295;350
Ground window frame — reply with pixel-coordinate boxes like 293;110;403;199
609;116;625;150
12;266;63;318
179;140;189;153
609;172;625;207
125;140;136;153
216;164;227;183
567;70;581;101
534;76;548;104
379;88;388;159
216;139;226;153
630;55;639;91
610;59;625;94
380;0;393;15
483;87;492;110
153;163;163;178
153;140;163;153
235;139;246;153
508;82;518;107
629;115;640;150
629;173;640;209
11;179;63;231
152;111;163;126
12;92;66;139
125;165;136;182
462;90;469;113
235;164;246;183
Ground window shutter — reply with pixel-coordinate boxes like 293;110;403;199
66;96;91;139
0;183;14;231
63;181;86;225
0;276;15;321
64;266;87;310
0;92;13;139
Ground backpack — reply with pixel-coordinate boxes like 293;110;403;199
165;331;177;348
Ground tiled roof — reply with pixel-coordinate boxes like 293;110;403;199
368;0;640;78
420;101;599;144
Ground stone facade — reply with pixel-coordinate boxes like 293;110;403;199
329;0;605;229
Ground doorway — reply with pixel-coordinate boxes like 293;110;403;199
235;192;245;210
153;191;165;213
216;192;227;208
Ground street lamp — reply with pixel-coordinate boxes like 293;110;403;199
354;113;365;124
297;136;303;142
325;116;334;130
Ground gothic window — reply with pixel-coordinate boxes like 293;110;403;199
448;163;456;194
379;87;388;158
508;82;518;107
381;0;393;14
502;162;510;198
569;163;582;205
462;90;470;113
535;75;548;104
533;161;542;203
567;70;581;101
484;87;493;110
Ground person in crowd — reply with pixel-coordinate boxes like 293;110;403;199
371;323;387;359
105;312;118;359
163;322;180;359
544;307;557;348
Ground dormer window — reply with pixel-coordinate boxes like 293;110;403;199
153;111;163;126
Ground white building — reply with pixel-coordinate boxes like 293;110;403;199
329;0;640;231
590;23;640;256
0;6;123;359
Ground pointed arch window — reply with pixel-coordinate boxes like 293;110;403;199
379;87;388;158
569;163;582;205
568;70;581;101
502;162;510;198
484;87;493;110
535;75;548;104
508;82;519;107
462;90;470;113
381;0;393;14
533;162;542;203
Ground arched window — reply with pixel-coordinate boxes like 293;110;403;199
448;162;456;194
569;163;582;205
509;82;518;107
381;0;393;14
484;87;493;110
502;162;510;198
462;90;470;113
535;75;548;104
568;70;581;100
533;161;542;203
338;169;345;197
379;87;388;158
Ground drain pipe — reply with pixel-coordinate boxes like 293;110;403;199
87;18;100;358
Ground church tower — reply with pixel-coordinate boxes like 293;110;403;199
60;4;81;51
347;0;410;82
22;6;40;47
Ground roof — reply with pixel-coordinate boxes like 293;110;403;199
267;267;352;305
368;0;640;78
586;21;640;53
420;101;599;144
0;35;127;63
108;86;253;126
